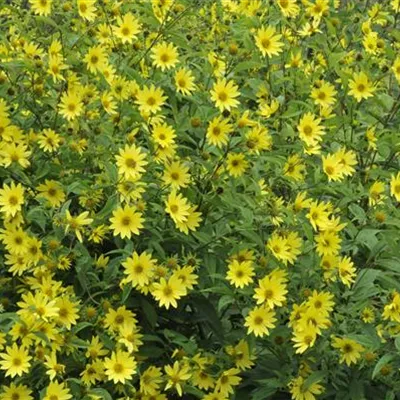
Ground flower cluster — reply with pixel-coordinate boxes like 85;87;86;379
1;0;400;399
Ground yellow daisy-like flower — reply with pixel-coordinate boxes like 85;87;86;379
0;383;33;400
244;305;277;337
152;275;186;309
226;153;248;178
29;0;52;16
84;45;107;74
43;381;72;400
331;337;364;366
115;144;148;180
104;350;137;384
163;160;191;189
206;115;233;148
226;260;255;288
152;123;176;148
37;179;65;207
59;90;84;121
174;68;196;95
122;251;156;288
348;71;375;102
297;112;325;147
164;361;192;397
289;375;324;400
254;25;284;57
210;78;240;112
151;41;179;71
165;190;191;224
136;84;167;114
311;80;337;107
114;12;141;44
0;181;24;217
77;0;97;21
109;205;144;239
0;344;32;377
390;172;400;202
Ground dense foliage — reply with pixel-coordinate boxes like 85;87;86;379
1;0;400;399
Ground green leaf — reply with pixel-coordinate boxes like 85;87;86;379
372;354;395;379
191;293;224;343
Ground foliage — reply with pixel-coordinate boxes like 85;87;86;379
1;0;400;399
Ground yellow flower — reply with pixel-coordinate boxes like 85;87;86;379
206;115;233;148
289;375;324;400
38;129;61;152
244;305;277;337
152;275;186;309
59;90;84;121
226;260;255;289
254;25;284;57
122;251;156;288
331;337;364;366
151;41;179;71
152;123;176;148
37;180;65;207
114;12;141;43
77;0;97;21
253;271;288;308
297;112;325;147
165;190;191;224
0;344;32;377
109;205;144;239
164;361;192;397
348;71;375;102
215;368;242;396
311;80;337;107
29;0;52;16
163;161;190;189
84;45;107;74
174;68;196;95
390;172;400;201
43;382;72;400
0;383;33;400
226;153;248;177
210;78;240;112
115;144;148;180
140;365;163;395
136;84;167;114
277;0;299;17
0;181;24;217
65;210;93;242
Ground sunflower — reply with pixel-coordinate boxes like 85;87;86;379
226;260;255;288
122;251;156;288
174;68;196;95
0;181;25;217
151;41;179;71
135;84;167;114
162;161;191;189
331;337;364;366
348;71;375;102
226;153;248;177
37;180;65;207
152;275;186;309
165;191;191;224
59;90;83;121
206;115;233;147
115;144;148;180
77;0;97;21
253;273;288;308
109;205;144;239
244;305;277;337
0;383;33;400
297;112;325;147
175;206;202;234
0;344;32;377
254;25;284;57
152;123;176;148
84;45;107;74
390;172;400;201
37;129;61;152
289;375;324;400
164;361;192;397
29;0;52;16
311;80;337;107
114;12;141;44
210;78;240;112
